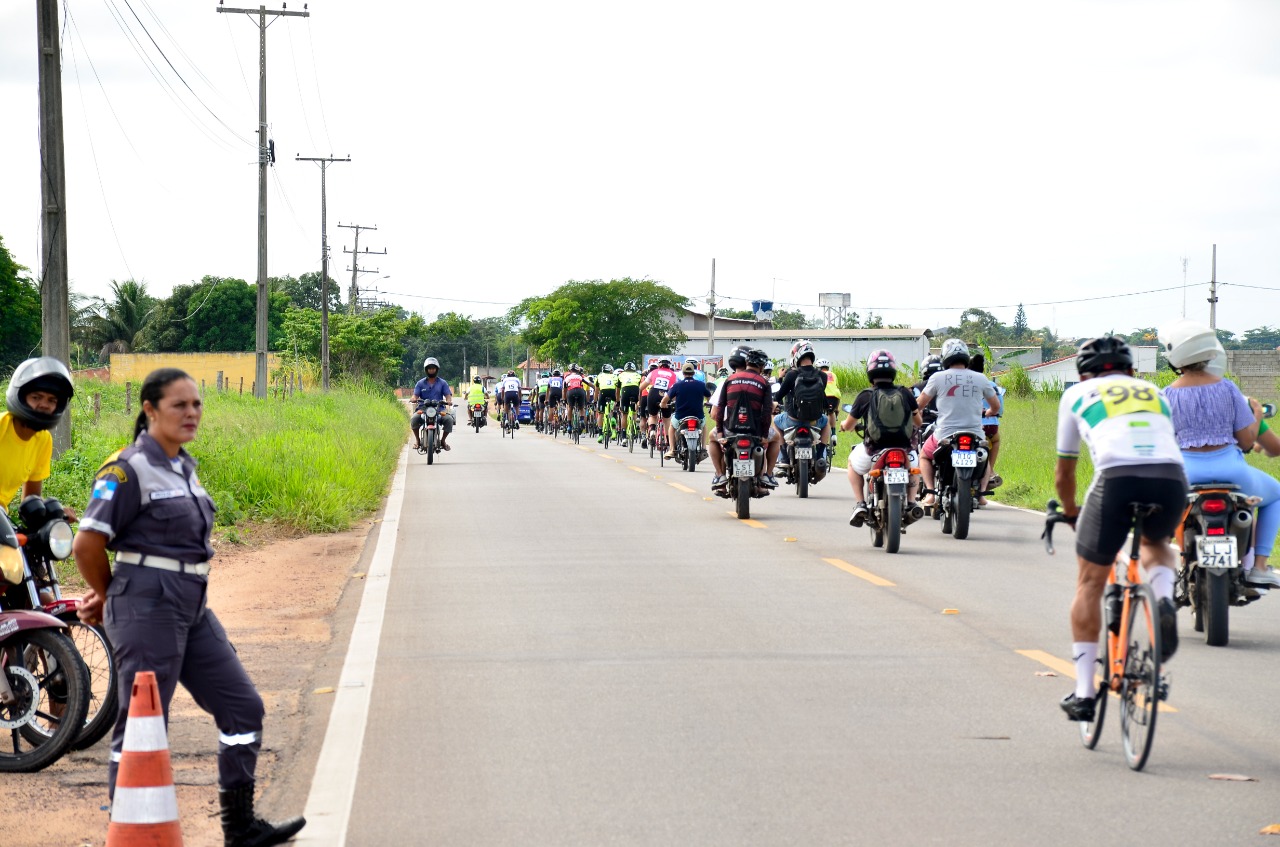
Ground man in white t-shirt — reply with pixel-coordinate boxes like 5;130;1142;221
915;339;999;507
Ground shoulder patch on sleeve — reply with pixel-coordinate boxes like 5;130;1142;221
95;456;128;484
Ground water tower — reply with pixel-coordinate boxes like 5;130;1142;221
819;293;851;328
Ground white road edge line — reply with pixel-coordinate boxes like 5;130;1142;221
297;444;409;846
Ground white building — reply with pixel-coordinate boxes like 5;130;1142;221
1023;346;1159;389
677;328;934;369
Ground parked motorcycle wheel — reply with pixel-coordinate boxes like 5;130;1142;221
736;478;751;520
953;486;971;540
1;629;90;772
885;495;902;554
797;459;809;499
1201;570;1230;647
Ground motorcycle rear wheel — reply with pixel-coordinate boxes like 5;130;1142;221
797;459;809;498
953;485;971;540
885;495;902;554
736;478;751;520
1;629;91;772
1202;570;1230;647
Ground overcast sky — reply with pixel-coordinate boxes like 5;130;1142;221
2;0;1278;338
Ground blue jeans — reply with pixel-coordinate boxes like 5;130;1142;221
773;412;828;433
1182;446;1280;556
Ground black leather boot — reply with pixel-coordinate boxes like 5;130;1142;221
220;783;306;847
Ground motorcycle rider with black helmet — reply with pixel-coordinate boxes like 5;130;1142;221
2;357;76;520
912;354;944;427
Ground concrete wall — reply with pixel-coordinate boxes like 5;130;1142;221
109;352;282;392
1227;350;1280;402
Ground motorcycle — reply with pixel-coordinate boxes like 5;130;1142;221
1;496;118;751
673;416;704;473
930;431;989;540
864;447;925;554
780;424;826;499
416;399;446;462
0;508;90;771
1174;483;1260;647
470;402;486;432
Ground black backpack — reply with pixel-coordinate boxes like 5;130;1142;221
791;368;827;421
864;387;913;444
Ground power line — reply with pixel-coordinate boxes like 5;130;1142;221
65;18;136;283
286;22;319;152
304;21;334;151
118;0;255;147
378;290;518;306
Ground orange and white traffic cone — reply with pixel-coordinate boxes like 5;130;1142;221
106;670;183;846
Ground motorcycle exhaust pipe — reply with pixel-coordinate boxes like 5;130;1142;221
1232;509;1254;529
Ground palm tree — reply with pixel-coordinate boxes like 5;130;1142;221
87;280;157;362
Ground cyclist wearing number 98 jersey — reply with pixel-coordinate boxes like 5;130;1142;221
1054;336;1186;722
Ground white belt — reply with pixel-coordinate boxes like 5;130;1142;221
116;551;211;576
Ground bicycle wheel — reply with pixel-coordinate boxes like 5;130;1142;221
628;415;637;453
2;628;90;772
1078;622;1109;750
1120;585;1162;771
67;621;118;749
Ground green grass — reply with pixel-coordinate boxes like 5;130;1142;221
20;380;407;535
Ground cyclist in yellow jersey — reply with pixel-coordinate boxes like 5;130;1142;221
615;363;642;446
817;358;841;420
595;364;619;440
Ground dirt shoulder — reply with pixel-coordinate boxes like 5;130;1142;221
6;519;376;847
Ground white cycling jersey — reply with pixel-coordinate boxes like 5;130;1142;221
501;376;522;394
1056;373;1183;471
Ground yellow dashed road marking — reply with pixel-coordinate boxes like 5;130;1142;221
821;557;896;587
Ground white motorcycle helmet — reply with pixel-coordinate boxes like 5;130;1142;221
1159;319;1219;370
940;338;971;368
1205;339;1228;378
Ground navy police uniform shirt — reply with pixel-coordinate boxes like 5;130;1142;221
79;431;217;564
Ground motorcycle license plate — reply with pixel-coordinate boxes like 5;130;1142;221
952;451;977;468
793;447;813;460
884;469;909;485
733;459;754;477
1196;536;1238;569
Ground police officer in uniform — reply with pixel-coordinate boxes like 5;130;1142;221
74;368;305;847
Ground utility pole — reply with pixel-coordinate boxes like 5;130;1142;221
1208;244;1218;330
1180;256;1188;318
37;0;71;453
296;155;349;390
337;222;385;312
217;2;309;399
707;258;716;356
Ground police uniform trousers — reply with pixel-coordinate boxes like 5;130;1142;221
105;562;264;797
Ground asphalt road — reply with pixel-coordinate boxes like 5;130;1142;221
342;422;1280;846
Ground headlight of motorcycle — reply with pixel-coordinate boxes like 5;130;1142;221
40;520;74;560
0;546;23;584
425;406;438;418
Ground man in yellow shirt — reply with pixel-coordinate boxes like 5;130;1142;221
1;358;75;518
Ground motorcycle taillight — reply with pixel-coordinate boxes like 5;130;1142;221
796;427;810;439
1207;526;1226;536
958;434;973;450
737;439;752;449
686;419;699;431
1201;498;1228;514
886;449;906;468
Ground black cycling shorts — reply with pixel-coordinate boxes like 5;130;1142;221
619;386;640;409
1076;467;1188;566
597;388;617;409
503;390;521;409
566;387;587;409
644;389;666;417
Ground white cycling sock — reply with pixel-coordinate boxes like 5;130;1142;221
1146;565;1175;603
1073;642;1098;698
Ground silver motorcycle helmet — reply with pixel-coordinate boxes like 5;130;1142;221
5;357;74;432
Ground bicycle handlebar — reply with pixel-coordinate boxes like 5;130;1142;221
1041;498;1077;555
